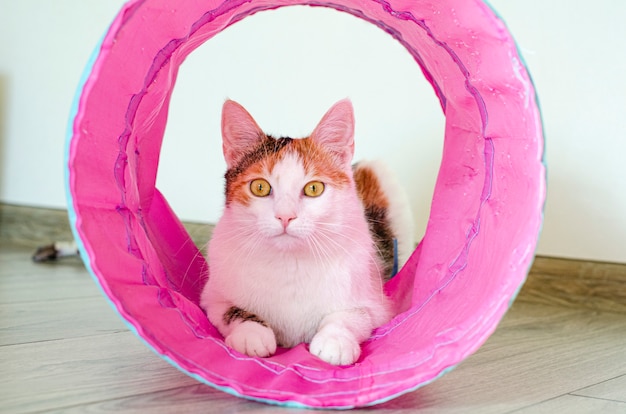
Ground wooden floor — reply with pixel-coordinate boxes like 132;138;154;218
1;242;625;413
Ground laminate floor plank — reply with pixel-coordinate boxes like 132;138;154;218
510;394;626;414
1;332;198;413
572;374;626;403
0;296;127;346
47;384;284;414
0;245;98;304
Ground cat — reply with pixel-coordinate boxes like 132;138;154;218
200;99;414;366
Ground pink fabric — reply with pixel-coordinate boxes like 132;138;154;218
66;0;545;408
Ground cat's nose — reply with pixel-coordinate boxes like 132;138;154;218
276;214;296;229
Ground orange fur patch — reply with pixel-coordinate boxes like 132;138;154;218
353;164;389;210
290;138;351;187
226;161;270;206
225;136;351;206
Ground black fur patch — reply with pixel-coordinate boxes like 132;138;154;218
352;163;396;279
364;205;395;279
224;306;268;327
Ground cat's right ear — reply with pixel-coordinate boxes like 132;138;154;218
221;100;265;168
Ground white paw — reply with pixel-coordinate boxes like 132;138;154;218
225;321;277;358
310;330;361;366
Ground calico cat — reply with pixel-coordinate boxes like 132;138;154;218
200;99;414;365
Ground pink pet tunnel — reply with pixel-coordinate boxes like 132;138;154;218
66;0;545;409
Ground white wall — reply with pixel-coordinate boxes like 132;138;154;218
0;0;127;211
1;1;624;263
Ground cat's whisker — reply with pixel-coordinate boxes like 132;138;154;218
304;237;323;267
306;234;334;269
314;230;359;264
312;229;388;306
225;232;264;267
179;240;210;292
212;223;258;244
170;228;206;291
318;226;386;279
241;234;266;267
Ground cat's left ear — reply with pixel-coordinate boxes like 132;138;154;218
310;99;355;166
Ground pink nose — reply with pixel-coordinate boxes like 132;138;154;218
276;214;296;229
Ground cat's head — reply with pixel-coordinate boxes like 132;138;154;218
219;99;360;251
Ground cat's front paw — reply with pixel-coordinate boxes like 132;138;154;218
310;329;361;366
225;321;277;358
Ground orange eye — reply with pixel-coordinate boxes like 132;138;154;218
250;179;271;197
303;181;325;197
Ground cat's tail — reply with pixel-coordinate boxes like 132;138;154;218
353;160;415;277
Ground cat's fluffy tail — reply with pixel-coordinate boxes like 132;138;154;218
353;160;415;271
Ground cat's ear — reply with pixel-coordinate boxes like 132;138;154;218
221;100;265;168
310;99;355;166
